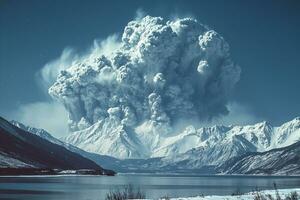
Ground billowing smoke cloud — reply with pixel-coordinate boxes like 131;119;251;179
39;34;121;89
49;16;241;134
40;48;79;88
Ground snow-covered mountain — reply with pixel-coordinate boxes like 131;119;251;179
11;117;300;174
63;117;300;163
12;120;68;147
11;120;120;171
61;119;148;159
218;141;300;175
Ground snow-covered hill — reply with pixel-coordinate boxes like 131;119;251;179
63;117;300;163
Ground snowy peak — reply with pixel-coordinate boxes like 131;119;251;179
279;117;300;131
274;117;300;148
11;120;64;146
152;125;230;158
64;118;148;158
63;117;300;160
227;121;274;151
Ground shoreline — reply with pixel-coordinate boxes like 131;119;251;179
169;188;300;200
116;172;300;178
1;170;300;178
0;168;115;176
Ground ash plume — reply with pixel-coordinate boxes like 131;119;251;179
49;16;241;133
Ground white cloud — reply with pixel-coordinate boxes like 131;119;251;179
39;47;79;89
10;101;69;138
38;34;121;90
90;34;121;58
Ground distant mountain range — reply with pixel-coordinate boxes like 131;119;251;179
0;117;115;175
63;117;300;161
10;117;300;175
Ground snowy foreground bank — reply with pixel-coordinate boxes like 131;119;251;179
166;188;300;200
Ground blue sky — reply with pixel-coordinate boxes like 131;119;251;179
0;0;300;135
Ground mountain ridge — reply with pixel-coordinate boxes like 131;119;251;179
218;140;300;175
0;117;115;175
11;120;121;172
63;117;300;161
12;117;300;175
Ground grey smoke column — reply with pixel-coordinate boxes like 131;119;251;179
49;16;241;132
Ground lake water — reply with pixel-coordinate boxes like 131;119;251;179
0;174;299;200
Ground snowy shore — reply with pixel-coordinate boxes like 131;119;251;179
168;188;300;200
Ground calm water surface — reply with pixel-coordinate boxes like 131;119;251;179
0;174;299;200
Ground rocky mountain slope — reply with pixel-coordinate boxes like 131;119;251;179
218;141;300;175
0;117;114;175
11;120;121;172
